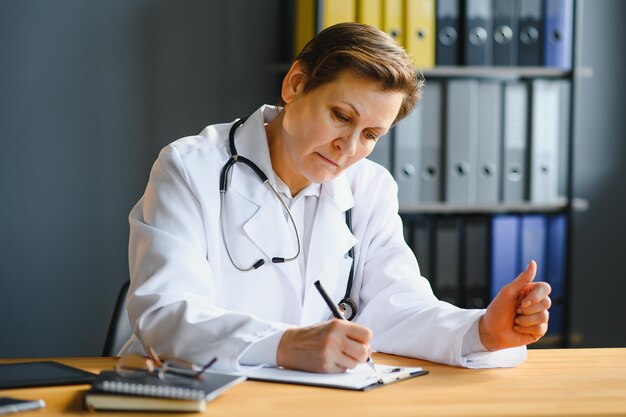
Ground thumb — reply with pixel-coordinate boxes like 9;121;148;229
508;260;537;291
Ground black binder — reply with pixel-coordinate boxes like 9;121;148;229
493;0;518;66
518;0;543;66
436;0;461;65
464;0;493;66
435;217;461;306
464;218;490;309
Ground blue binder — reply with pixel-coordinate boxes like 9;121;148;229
519;215;548;282
490;215;520;300
546;214;567;336
543;0;574;69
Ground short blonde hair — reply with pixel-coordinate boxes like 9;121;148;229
289;22;423;124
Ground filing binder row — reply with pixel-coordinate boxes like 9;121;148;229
369;78;570;207
292;0;573;69
490;213;566;336
403;213;566;340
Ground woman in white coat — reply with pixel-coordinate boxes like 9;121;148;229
121;23;551;372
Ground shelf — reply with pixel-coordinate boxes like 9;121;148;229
398;198;569;215
420;66;572;80
269;63;571;80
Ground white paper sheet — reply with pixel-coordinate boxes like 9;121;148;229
234;363;425;390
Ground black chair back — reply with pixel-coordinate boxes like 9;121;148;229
102;280;132;357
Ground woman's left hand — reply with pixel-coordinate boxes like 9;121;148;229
479;260;552;351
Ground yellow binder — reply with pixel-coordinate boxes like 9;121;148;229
382;0;403;45
319;0;357;29
357;0;382;28
294;0;316;56
405;0;436;68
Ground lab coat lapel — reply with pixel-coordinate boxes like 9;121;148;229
242;194;301;299
301;174;357;326
227;106;302;300
228;106;279;206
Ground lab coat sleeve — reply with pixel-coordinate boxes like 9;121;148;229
353;170;526;368
126;144;292;371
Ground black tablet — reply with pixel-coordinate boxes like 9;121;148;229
0;361;96;389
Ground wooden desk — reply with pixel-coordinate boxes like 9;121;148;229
1;348;625;417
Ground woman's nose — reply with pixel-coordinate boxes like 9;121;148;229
336;130;358;156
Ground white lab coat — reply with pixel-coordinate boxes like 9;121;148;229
121;105;526;370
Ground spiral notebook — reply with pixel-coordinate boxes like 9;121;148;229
84;371;245;412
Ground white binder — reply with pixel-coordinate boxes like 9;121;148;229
530;79;561;203
476;81;502;203
394;105;422;206
445;79;479;204
367;131;393;172
502;81;528;202
557;80;571;198
419;80;443;202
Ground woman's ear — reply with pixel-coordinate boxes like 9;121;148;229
281;61;307;105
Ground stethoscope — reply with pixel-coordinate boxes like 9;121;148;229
218;117;358;320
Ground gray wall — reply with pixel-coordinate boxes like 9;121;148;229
0;0;284;357
570;0;626;347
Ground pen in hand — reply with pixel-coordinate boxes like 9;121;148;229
313;280;377;374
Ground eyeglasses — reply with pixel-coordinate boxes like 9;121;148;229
115;345;218;381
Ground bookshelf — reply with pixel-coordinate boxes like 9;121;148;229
400;198;569;215
396;62;575;348
285;0;577;348
421;66;570;79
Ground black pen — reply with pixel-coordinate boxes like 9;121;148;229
313;280;377;374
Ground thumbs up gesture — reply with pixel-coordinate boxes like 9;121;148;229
479;261;552;351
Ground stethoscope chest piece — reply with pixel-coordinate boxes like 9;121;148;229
338;298;357;321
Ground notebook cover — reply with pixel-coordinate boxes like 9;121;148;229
84;389;206;412
91;370;245;401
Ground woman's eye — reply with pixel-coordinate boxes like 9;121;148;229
365;131;378;141
334;111;350;122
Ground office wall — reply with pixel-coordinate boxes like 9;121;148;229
0;0;284;357
570;0;626;347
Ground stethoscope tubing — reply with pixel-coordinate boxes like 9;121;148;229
219;116;357;320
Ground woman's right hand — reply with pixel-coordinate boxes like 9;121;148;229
276;319;373;373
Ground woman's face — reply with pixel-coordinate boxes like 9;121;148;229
276;66;404;192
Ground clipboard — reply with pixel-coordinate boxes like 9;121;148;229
230;363;428;391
